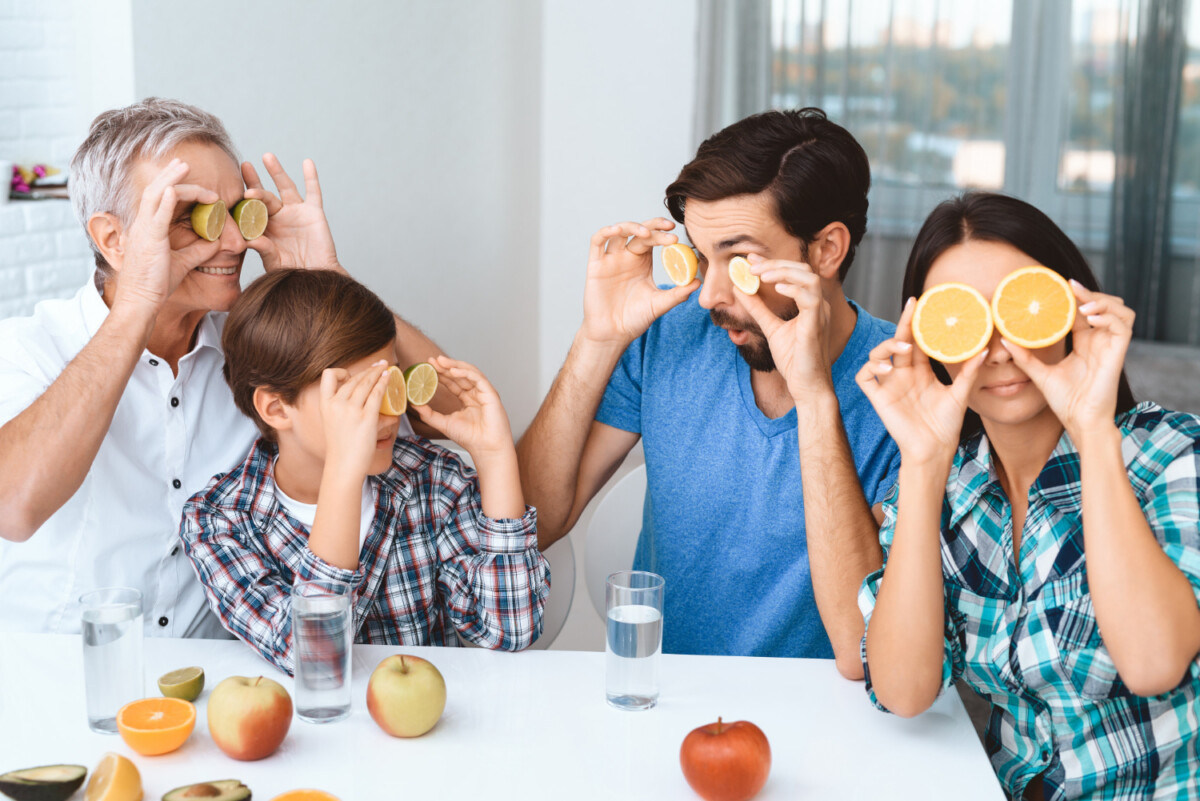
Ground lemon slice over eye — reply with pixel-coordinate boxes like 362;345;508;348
231;198;269;240
380;366;407;416
728;256;760;295
191;200;226;241
403;362;438;406
661;243;698;286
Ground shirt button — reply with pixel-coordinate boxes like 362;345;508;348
172;479;182;489
158;616;169;627
170;397;180;407
149;358;159;367
170;546;180;556
1041;750;1051;763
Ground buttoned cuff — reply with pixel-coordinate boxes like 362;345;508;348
476;505;539;554
296;545;364;585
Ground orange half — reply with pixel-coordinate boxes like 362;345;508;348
661;243;698;286
912;283;993;364
991;265;1076;349
270;792;342;801
116;697;195;756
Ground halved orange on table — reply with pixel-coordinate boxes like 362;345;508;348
662;243;698;286
116;697;195;756
912;283;993;364
270;791;341;801
991;265;1076;349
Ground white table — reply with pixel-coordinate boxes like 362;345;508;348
0;634;1002;800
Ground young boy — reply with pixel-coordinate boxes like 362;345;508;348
179;269;549;675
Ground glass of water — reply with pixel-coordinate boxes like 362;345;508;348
292;578;353;723
605;570;664;710
79;587;144;733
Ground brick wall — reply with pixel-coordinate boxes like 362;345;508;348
0;0;95;320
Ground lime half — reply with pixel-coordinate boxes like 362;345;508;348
191;201;226;241
231;198;269;240
157;666;205;701
380;365;407;416
403;362;438;406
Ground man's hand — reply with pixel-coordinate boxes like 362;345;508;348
580;219;699;348
242;154;341;274
319;361;390;480
112;159;222;315
413;356;514;461
739;255;834;400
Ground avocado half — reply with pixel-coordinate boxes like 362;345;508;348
162;779;252;801
0;765;87;801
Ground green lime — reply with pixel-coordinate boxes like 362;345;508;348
191;201;227;241
231;198;268;240
403;362;438;406
157;666;205;701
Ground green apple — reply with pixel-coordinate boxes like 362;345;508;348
366;654;446;737
206;676;292;761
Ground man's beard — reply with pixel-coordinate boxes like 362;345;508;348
710;306;797;373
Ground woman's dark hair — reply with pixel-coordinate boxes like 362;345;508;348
903;192;1136;439
665;108;870;281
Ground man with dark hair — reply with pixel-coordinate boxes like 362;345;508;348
518;109;900;674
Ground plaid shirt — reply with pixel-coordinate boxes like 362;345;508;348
859;402;1200;800
180;436;550;675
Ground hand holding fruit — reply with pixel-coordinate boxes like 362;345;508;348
410;357;513;460
241;153;341;273
319;362;391;478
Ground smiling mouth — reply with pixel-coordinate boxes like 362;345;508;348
195;265;238;276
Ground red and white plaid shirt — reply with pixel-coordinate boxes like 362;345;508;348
179;436;549;675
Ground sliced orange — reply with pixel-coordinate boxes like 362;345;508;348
85;753;142;801
991;265;1076;349
379;365;407;416
116;697;195;756
912;283;994;364
728;256;759;295
269;792;341;801
661;243;698;286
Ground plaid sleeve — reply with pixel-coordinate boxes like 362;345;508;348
179;490;361;676
428;456;550;651
858;481;963;712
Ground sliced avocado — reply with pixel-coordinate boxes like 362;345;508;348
0;765;87;801
162;780;251;801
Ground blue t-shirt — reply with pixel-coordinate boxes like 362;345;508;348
596;292;901;658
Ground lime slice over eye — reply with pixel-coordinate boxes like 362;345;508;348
157;666;205;701
380;365;407;416
403;362;438;406
231;198;269;240
728;256;760;295
191;201;227;241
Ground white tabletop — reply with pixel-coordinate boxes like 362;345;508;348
0;634;1002;800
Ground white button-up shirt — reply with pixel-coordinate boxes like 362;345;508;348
0;277;257;638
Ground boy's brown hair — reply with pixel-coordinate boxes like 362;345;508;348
222;269;396;440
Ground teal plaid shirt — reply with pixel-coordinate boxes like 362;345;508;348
859;402;1200;800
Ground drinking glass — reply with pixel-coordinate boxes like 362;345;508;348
293;578;353;723
79;587;144;733
605;570;664;710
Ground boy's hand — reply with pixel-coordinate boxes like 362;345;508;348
412;356;514;460
319;360;390;478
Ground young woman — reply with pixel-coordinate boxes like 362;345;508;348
855;192;1200;800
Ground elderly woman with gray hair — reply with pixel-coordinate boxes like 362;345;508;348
0;98;442;637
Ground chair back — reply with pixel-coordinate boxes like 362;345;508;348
584;464;647;620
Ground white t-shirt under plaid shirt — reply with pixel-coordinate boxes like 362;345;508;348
180;435;551;675
859;402;1200;800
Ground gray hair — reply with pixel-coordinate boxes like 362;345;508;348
70;97;240;280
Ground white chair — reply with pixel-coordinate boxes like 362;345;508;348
584;464;647;620
432;440;574;649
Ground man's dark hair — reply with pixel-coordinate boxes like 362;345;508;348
664;108;870;281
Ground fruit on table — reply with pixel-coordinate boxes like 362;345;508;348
207;676;292;761
161;780;251;801
662;243;699;286
366;654;446;737
84;753;141;801
402;363;438;407
912;282;993;364
157;666;205;702
116;697;196;756
727;257;759;295
679;717;771;801
230;199;269;241
991;265;1076;349
268;792;340;801
0;764;87;801
191;201;227;242
379;366;407;416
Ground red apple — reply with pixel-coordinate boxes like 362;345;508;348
366;654;447;737
679;717;771;801
206;676;292;760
